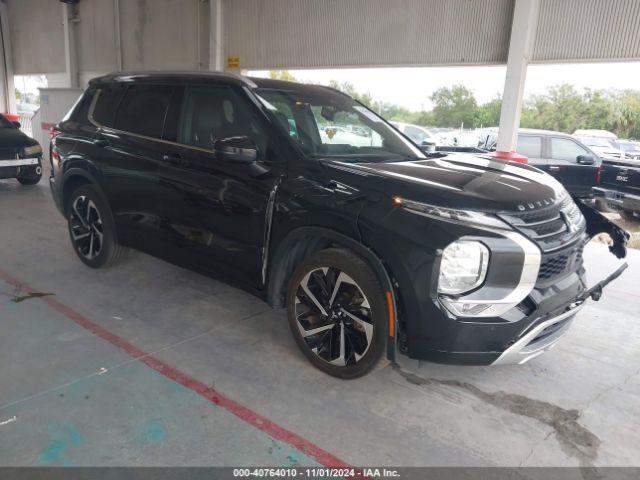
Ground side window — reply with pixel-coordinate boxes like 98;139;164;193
114;85;173;138
516;135;542;158
91;84;125;127
178;86;266;152
62;89;94;125
550;137;589;162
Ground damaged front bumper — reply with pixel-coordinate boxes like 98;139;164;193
491;261;627;365
393;201;630;369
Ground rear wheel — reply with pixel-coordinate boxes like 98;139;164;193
66;184;129;268
286;248;387;379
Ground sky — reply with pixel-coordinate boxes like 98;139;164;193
249;62;640;111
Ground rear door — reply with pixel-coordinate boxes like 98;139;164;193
158;84;284;287
93;83;175;248
547;136;598;196
516;134;546;170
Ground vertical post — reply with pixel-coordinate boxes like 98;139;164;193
113;0;123;71
209;0;224;71
0;0;16;113
493;0;540;163
62;2;79;88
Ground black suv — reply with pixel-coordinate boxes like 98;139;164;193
49;73;628;378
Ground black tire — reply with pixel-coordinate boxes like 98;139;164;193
286;248;387;379
595;198;614;213
620;210;637;221
17;167;42;186
66;184;129;268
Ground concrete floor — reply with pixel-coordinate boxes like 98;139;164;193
0;178;639;467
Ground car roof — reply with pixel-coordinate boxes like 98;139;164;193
482;127;575;138
89;71;257;87
88;71;347;98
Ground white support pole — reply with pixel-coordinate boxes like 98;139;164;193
113;0;123;71
62;3;79;88
495;0;540;157
209;0;224;71
0;0;16;113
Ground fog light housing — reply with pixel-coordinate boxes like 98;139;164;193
438;240;489;295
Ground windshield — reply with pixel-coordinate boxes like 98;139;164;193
579;136;615;148
254;87;425;161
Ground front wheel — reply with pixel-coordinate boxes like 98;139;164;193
66;184;129;268
286;248;387;379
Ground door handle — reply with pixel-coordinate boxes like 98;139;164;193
93;135;109;148
163;154;188;167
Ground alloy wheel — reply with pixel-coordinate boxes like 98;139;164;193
294;267;374;366
69;195;104;260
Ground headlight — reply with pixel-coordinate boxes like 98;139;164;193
438;240;489;295
395;197;509;230
22;145;42;157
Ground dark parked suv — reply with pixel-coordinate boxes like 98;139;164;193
50;73;628;378
479;128;601;198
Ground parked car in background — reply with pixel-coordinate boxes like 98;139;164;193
615;139;640;161
49;72;628;377
594;157;640;220
389;121;436;146
479;128;600;198
0;113;43;185
573;129;625;160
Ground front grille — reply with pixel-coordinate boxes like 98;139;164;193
0;148;18;160
538;241;585;282
499;195;586;252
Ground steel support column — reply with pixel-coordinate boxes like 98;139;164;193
0;0;15;113
62;2;79;88
494;0;541;162
209;0;224;71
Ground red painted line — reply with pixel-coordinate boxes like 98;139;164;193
0;268;350;468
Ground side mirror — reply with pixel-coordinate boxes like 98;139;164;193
11;121;21;128
577;154;595;165
214;136;258;163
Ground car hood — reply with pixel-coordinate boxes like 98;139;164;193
321;154;565;213
0;127;36;149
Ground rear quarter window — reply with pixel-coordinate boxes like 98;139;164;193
91;83;126;127
516;135;542;158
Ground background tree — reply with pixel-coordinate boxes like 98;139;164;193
430;85;478;128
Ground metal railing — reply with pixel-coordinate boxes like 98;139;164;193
18;112;34;137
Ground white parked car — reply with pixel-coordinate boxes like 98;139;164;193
573;129;625;160
389;121;436;145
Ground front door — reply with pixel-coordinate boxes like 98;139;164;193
547;136;598;197
159;84;284;288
